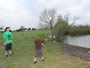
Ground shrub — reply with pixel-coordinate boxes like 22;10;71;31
53;17;69;41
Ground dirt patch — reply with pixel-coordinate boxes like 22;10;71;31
61;43;90;61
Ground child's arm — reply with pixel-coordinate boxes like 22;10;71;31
41;40;45;47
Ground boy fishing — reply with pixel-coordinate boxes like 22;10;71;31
3;27;13;57
34;37;45;64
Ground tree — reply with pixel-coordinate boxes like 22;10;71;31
64;13;70;22
39;9;57;36
53;15;69;41
16;26;26;32
64;13;80;26
38;23;49;30
0;25;4;32
0;27;3;30
28;28;31;31
32;28;36;30
72;16;80;24
53;14;80;41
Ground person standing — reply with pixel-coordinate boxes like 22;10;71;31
3;27;13;57
34;37;45;64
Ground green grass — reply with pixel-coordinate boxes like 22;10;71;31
0;30;86;68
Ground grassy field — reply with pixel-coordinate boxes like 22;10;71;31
0;30;86;68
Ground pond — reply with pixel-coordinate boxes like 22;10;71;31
64;35;90;48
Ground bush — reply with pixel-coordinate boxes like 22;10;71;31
53;17;69;41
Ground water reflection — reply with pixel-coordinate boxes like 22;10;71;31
64;35;90;48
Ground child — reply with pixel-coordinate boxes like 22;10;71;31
34;37;45;64
3;27;13;57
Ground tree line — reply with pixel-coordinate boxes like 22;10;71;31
0;26;36;32
14;26;36;32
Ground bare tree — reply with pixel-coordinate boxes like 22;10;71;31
64;13;80;26
64;13;70;23
38;23;50;30
72;16;80;24
39;9;56;30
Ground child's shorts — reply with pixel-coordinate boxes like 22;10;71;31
35;49;43;57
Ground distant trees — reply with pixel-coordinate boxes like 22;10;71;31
0;27;3;30
15;26;26;32
32;28;36;30
28;28;31;31
66;25;90;36
15;26;36;32
0;26;4;32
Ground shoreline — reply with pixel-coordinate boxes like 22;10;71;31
60;43;90;62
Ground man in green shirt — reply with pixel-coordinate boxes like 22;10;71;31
3;27;13;57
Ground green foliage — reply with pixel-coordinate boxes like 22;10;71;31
67;25;90;36
53;17;69;41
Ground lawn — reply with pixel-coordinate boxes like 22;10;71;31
0;30;86;68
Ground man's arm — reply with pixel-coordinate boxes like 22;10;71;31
4;38;6;46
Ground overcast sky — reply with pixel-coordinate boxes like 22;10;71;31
0;0;90;30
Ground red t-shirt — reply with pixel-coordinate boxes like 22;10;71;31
34;40;42;50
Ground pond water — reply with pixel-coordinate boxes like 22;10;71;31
64;35;90;48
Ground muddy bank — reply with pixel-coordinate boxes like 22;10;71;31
60;43;90;61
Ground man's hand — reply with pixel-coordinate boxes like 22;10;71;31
4;38;6;46
12;43;15;45
4;43;6;46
